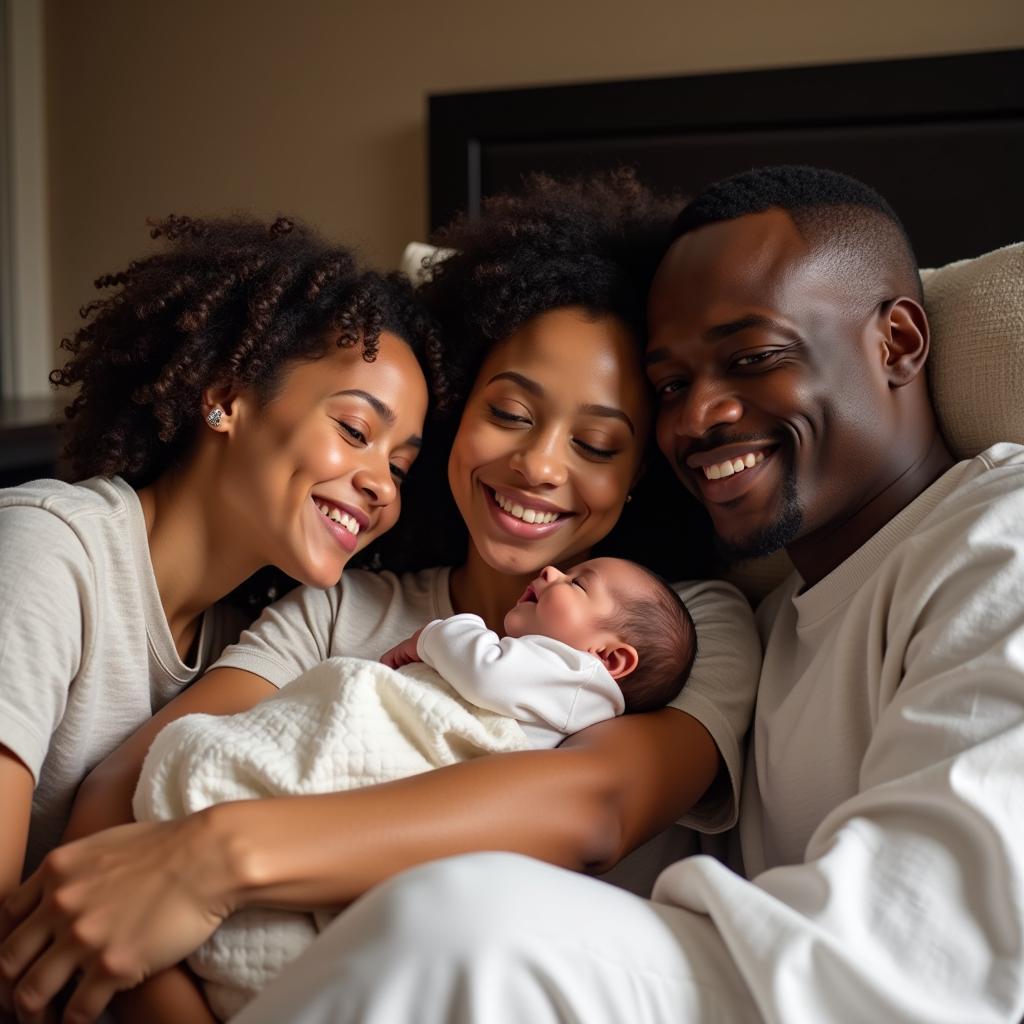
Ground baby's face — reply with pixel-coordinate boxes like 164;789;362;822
503;556;644;651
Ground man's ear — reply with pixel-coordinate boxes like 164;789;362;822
593;641;639;681
879;297;930;389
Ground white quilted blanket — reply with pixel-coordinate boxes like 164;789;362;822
134;656;530;1020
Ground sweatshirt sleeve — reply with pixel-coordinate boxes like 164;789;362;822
417;614;624;734
668;579;761;833
0;507;90;781
211;582;339;688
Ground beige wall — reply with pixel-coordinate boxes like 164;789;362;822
45;0;1024;355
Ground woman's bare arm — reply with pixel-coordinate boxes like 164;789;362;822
0;670;274;1022
221;705;718;909
0;704;717;1023
0;749;33;902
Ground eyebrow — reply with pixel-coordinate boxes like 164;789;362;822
488;371;543;397
331;389;396;424
645;315;802;365
487;372;635;436
332;389;423;448
706;315;802;344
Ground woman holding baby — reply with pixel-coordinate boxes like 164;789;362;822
0;172;758;1022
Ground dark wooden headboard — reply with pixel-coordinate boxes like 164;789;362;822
429;49;1024;268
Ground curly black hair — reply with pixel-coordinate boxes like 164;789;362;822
421;168;678;405
52;214;450;488
376;170;719;582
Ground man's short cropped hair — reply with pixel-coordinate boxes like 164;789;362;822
672;165;922;303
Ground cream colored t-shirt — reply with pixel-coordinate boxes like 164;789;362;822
214;569;760;836
0;477;244;874
652;443;1024;1022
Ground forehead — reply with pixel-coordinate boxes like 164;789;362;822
278;330;426;406
581;557;650;596
477;306;650;418
648;209;813;333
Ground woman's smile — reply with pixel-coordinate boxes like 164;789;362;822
448;306;650;577
310;495;368;553
220;331;428;588
483;484;573;538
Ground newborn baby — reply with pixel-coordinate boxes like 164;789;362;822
134;556;696;1019
381;556;698;745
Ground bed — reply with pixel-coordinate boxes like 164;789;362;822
428;48;1023;267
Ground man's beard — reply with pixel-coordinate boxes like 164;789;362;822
714;458;802;564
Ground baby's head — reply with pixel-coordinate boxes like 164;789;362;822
504;557;697;713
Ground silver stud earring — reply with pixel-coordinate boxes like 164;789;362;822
206;407;224;428
625;494;633;504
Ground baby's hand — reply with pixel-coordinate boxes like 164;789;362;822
380;629;424;669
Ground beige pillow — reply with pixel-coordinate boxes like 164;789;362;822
923;242;1024;458
402;241;1024;603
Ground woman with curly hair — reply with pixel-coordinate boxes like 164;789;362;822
0;213;442;901
0;175;759;1024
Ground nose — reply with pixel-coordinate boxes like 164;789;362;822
352;452;397;509
509;429;568;488
667;378;743;439
534;565;564;593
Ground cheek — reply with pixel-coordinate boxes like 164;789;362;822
447;442;469;515
270;415;347;481
581;463;634;516
448;417;497;500
365;500;402;549
307;426;350;475
655;409;674;456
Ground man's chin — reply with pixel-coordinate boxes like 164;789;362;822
713;507;803;565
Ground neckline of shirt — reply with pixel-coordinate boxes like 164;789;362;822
789;456;974;627
112;476;209;681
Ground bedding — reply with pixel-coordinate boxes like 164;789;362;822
134;656;530;1019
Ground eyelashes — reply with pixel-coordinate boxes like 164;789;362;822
335;420;367;443
335;420;413;483
573;439;619;460
487;405;622;460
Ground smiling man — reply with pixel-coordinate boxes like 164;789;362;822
637;167;1024;1019
646;167;953;581
224;167;1024;1024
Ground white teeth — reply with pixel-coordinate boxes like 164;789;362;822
702;451;766;481
493;491;560;525
315;500;360;535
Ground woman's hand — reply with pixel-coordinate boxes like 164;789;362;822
0;815;238;1024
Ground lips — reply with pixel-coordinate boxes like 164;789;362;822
483;485;573;540
311;495;368;553
685;445;778;505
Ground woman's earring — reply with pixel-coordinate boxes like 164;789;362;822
625;493;633;504
205;407;224;428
